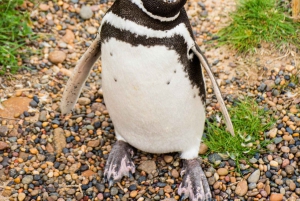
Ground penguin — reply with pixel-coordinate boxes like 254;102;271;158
60;0;235;200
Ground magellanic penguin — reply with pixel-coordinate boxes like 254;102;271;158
61;0;235;200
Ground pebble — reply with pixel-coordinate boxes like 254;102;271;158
199;142;208;154
217;168;228;176
78;97;91;105
87;26;98;34
285;165;295;174
18;192;26;201
247;169;260;183
137;160;157;174
163;155;173;163
80;6;93;19
270;193;283;201
235;180;248;196
48;51;66;64
22;175;33;184
0;141;8;150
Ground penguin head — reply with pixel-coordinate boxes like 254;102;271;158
141;0;187;18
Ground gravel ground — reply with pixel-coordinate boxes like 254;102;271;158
0;0;300;201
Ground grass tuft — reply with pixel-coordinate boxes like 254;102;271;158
204;98;275;169
0;0;35;74
217;0;300;53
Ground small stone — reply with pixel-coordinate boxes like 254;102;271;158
29;100;38;108
163;185;172;193
87;26;98;34
137;160;157;174
130;190;138;198
62;29;75;44
110;187;118;196
48;51;66;64
22;175;33;184
268;128;277;138
39;3;49;11
80;6;93;20
78;97;91;105
0;126;8;136
0;141;8;150
281;146;290;153
285;165;295;174
217;168;228;176
270;160;278;167
270;193;283;201
199;142;208;154
81;170;96;177
163;155;173;163
290;182;296;191
247;169;260;183
171;169;179;178
18;192;26;201
30;148;38;155
235;180;248;196
87;139;100;147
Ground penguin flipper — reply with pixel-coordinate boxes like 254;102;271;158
191;45;235;137
60;34;102;114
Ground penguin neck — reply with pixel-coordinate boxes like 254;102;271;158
130;0;186;22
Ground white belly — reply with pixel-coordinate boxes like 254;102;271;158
101;38;205;158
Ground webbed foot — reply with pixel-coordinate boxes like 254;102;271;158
104;140;135;187
178;159;212;201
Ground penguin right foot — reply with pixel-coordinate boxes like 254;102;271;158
178;158;212;201
104;140;135;187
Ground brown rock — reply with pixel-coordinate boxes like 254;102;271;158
48;51;66;64
0;97;31;119
53;128;66;155
270;193;283;201
39;3;49;11
46;143;54;153
0;141;8;150
137;160;157;174
130;190;137;198
2;188;12;197
81;170;96;177
87;139;100;148
163;155;173;163
163;185;173;193
290;182;296;191
171;169;179;178
30;148;38;155
199;142;208;154
235;180;248;196
69;163;81;173
268;128;278;138
217;168;228;176
62;29;75;44
265;184;271;195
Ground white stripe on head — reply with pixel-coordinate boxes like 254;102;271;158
101;12;195;59
130;0;180;22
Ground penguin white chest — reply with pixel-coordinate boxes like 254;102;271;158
101;38;205;158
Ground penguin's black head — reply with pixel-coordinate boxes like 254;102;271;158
141;0;187;18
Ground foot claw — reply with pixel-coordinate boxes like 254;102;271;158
178;158;212;201
104;141;135;187
108;179;114;188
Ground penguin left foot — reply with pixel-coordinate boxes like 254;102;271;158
104;140;135;187
178;158;212;201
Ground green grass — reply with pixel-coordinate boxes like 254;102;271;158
203;98;275;168
217;0;300;53
0;0;35;74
